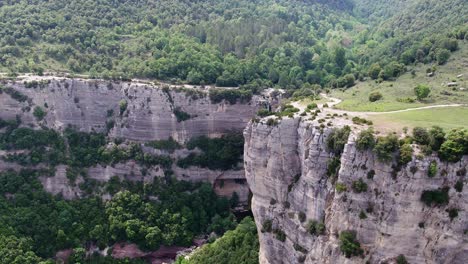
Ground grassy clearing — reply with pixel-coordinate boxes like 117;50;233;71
331;43;468;112
367;106;468;133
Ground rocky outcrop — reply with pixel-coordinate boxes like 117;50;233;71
0;77;259;142
0;77;261;202
244;117;467;264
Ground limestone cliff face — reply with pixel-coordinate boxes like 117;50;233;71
0;77;259;201
0;77;257;142
244;118;467;264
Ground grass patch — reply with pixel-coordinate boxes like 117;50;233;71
331;43;468;112
368;107;468;132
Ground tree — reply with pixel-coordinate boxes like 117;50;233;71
438;128;468;162
374;134;399;162
356;128;375;151
339;231;363;258
368;63;381;80
413;127;430;145
0;235;42;264
369;91;382;102
436;49;450;65
414;84;430;101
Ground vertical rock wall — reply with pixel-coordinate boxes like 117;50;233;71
244;117;467;264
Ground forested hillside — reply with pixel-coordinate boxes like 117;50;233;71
1;0;465;90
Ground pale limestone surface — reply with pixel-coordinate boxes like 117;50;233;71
244;117;467;264
0;78;258;201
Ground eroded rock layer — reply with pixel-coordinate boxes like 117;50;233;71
244;117;467;264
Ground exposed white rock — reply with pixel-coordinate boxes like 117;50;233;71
244;117;468;264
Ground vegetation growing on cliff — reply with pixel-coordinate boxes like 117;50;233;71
176;217;259;264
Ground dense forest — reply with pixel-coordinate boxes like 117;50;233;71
0;0;467;263
0;0;466;90
0;116;243;262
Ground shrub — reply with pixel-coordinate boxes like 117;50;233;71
335;183;347;193
454;181;463;192
368;63;381;80
356;129;376;151
396;255;408;264
413;127;430;145
307;220;325;236
146;138;181;153
374;134;399;162
429;126;446;151
352;178;368;193
447;208;459;220
339;231;363;258
352;116;373;125
307;103;317;110
33;106;46;121
173;107;191;122
273;228;286;242
293;243;308;254
420;187;450;206
414;84;431;101
436;48;450;65
326;126;351;155
257;109;272;117
119;99;127;115
298;212;306;222
327;157;341;179
399;144;413;165
438;129;468;162
266;118;278;126
427;161;437;177
262;220;272;233
358;211;367;219
369;91;383;102
367;170;375;179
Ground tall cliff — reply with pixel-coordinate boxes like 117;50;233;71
0;76;263;202
244;117;467;264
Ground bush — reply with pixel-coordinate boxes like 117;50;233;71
399;144;413;165
339;231;363;258
173;107;191;122
454;181;463;192
257;109;272;117
429;126;445;151
427;161;437;177
369;91;383;102
352;178;368;193
447;208;459;220
436;48;451;65
119;99;127;115
412;127;430;145
352;116;373;125
396;255;408;264
420;187;450;206
356;129;376;151
367;170;375;179
266;118;278;126
438;129;468;162
273;228;286;242
33;106;46;121
326;126;351;155
335;183;347;193
298;212;306;222
374;134;399;162
327;157;341;179
307;220;325;236
307;103;317;110
414;84;431;101
262;220;272;233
